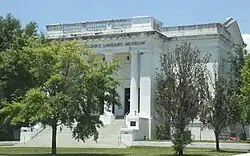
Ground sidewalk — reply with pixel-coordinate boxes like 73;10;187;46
234;153;250;156
133;141;250;150
0;141;19;146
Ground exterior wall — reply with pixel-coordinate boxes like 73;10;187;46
154;36;221;140
167;36;219;62
188;125;215;140
224;20;244;45
45;16;245;145
162;24;218;37
218;37;234;76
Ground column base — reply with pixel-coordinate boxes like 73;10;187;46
119;115;155;146
99;112;115;125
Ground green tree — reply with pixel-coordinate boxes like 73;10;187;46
201;67;231;151
0;13;39;52
0;13;42;140
0;14;41;140
200;47;247;151
0;13;21;52
228;47;247;140
240;53;250;134
155;42;210;155
1;40;120;156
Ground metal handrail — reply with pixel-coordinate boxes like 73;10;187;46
31;126;47;140
123;112;129;128
118;112;129;147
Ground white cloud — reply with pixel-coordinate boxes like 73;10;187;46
243;34;250;52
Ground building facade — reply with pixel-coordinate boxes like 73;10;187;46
44;16;246;146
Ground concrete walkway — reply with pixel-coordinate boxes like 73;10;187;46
133;141;250;150
0;141;19;146
234;154;250;156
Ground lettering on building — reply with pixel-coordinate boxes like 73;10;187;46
88;41;145;48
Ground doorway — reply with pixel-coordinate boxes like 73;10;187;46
124;88;130;115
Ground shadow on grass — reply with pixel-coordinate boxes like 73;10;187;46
0;154;127;156
210;149;248;154
156;154;211;156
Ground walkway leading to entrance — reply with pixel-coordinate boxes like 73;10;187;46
132;141;250;150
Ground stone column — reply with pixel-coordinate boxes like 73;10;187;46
139;52;153;117
104;54;114;114
129;51;140;116
99;54;115;125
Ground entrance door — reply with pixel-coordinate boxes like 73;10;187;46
124;88;130;115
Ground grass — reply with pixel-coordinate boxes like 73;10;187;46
0;146;247;156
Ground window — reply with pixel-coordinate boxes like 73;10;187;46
86;23;107;31
63;25;81;32
112;20;131;29
47;25;62;32
130;121;136;127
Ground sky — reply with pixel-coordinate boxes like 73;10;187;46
1;0;250;50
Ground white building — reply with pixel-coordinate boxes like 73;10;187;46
19;16;246;147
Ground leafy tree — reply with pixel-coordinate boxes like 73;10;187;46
0;13;39;52
200;46;247;150
227;47;247;139
155;42;210;155
0;13;42;140
0;13;21;52
201;66;231;151
1;40;120;155
240;53;250;135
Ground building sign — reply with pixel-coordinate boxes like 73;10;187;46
88;41;146;48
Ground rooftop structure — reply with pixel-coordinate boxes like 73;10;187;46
45;16;245;47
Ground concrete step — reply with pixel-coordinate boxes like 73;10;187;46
17;119;124;148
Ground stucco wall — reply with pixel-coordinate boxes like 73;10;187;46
162;24;218;37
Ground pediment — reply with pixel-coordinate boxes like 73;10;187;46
222;17;245;46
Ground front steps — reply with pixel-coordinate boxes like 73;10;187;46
16;119;125;148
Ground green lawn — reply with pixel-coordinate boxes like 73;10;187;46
0;147;247;156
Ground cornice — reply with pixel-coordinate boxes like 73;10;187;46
47;30;169;43
168;34;235;47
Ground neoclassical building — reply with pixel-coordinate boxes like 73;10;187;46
19;16;246;147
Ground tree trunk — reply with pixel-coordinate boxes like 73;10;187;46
178;149;183;155
51;120;57;156
214;131;220;151
241;123;246;140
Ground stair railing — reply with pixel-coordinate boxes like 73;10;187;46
118;112;129;147
122;112;129;128
31;125;47;140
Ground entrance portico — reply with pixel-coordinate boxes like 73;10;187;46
97;49;155;113
98;51;143;118
96;45;157;145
